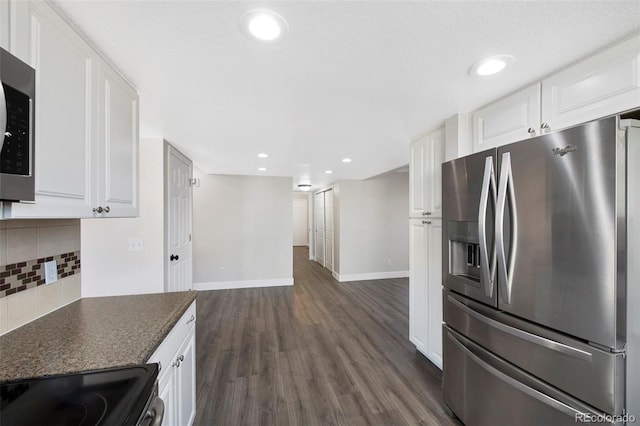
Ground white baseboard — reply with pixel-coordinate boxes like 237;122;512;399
334;270;409;283
194;278;294;291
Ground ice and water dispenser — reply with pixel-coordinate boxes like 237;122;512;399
447;221;481;283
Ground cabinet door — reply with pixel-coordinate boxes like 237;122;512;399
409;139;427;217
410;129;444;218
472;83;541;152
176;330;196;426
409;218;428;351
6;0;97;218
158;368;177;426
426;218;443;369
0;1;8;50
425;129;444;218
98;62;139;217
542;34;640;133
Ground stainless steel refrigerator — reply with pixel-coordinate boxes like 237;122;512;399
442;115;639;425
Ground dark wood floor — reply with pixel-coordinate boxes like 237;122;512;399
193;247;458;425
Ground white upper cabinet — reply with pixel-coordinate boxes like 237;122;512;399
97;62;139;217
472;83;541;152
541;34;640;132
5;0;98;218
410;128;444;218
0;1;9;50
3;1;139;219
472;34;640;153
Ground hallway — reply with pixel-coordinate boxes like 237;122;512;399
193;246;456;425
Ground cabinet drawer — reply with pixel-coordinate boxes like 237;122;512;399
147;302;196;374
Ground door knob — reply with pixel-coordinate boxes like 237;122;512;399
170;254;179;261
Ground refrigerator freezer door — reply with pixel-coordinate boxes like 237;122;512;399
443;326;616;426
496;116;623;350
442;149;498;308
444;290;625;415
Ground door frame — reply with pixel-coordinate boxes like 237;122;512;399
164;142;193;292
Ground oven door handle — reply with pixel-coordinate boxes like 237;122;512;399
139;396;164;426
0;82;6;153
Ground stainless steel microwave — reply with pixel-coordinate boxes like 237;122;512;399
0;47;35;202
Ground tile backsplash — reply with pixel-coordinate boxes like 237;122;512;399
0;219;82;334
1;251;80;297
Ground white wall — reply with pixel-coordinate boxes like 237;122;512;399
193;172;293;290
292;195;309;246
333;171;409;281
81;138;165;297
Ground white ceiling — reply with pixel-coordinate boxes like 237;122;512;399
52;1;640;191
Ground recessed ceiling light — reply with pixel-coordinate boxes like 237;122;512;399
241;9;288;42
257;153;269;158
324;170;333;174
258;167;267;171
342;158;352;163
470;55;515;76
298;184;312;191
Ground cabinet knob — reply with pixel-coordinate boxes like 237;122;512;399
422;220;431;225
103;206;111;213
541;122;551;133
179;354;185;362
527;127;536;136
172;358;181;368
4;132;12;138
422;211;432;216
92;206;104;213
170;254;180;261
186;315;195;324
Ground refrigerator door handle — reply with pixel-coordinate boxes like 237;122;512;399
0;83;6;153
496;152;517;304
478;156;497;297
446;294;593;362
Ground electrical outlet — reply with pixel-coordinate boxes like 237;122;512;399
128;238;144;251
220;267;225;274
44;260;58;285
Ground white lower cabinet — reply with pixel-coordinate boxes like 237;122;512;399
148;302;196;426
409;218;443;369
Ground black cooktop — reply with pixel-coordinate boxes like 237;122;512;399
0;363;158;426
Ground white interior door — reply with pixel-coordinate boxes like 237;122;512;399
293;198;308;246
166;144;193;292
315;192;325;265
324;190;334;272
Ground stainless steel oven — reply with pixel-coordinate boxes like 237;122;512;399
0;47;35;202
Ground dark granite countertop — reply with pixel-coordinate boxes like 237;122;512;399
0;291;197;382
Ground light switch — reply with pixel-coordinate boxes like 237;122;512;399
44;260;58;285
